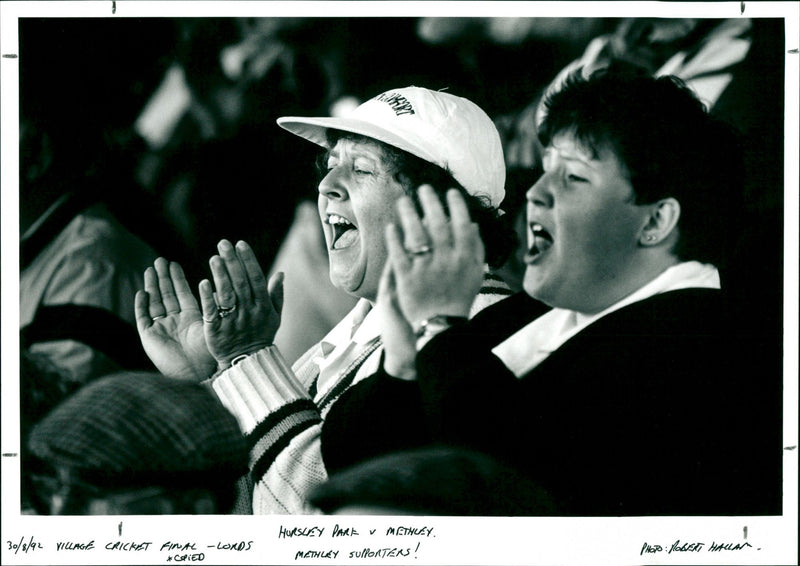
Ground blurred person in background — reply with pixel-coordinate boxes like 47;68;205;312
135;86;516;514
320;70;782;516
19;350;81;513
134;18;332;284
308;446;560;516
19;19;177;387
26;372;247;515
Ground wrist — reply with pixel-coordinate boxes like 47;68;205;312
383;356;417;381
216;342;271;370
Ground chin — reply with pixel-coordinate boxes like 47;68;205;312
330;275;357;295
523;278;559;308
329;271;371;300
522;269;545;299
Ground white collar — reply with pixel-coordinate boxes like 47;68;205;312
493;261;720;377
574;260;720;327
318;299;378;356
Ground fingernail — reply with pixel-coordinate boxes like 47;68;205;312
236;240;248;251
219;239;232;252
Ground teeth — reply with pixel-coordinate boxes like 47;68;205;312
327;214;353;226
530;223;551;240
327;213;358;250
528;222;553;259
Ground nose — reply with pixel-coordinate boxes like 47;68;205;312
526;172;553;208
318;166;349;201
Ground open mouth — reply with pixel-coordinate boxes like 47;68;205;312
527;222;553;260
327;213;359;250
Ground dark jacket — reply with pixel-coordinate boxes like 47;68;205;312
322;290;782;516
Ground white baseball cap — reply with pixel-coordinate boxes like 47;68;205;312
277;86;506;209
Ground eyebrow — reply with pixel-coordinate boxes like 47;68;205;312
327;143;383;162
543;145;596;168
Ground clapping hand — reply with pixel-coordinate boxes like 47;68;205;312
377;186;485;380
376;261;417;380
135;258;216;382
198;239;283;368
385;185;485;325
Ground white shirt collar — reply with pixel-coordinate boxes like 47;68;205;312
318;299;377;353
493;261;720;378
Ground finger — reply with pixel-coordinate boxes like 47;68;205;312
385;222;412;273
134;290;153;333
154;257;180;315
170;261;200;311
396;194;429;251
446;188;473;233
219;239;252;304
267;272;284;317
198;279;219;325
143;265;165;317
447;189;482;260
417;184;451;248
209;255;237;310
236;240;269;304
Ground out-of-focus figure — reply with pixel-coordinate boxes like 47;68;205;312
26;372;247;515
308;446;561;516
19;19;177;384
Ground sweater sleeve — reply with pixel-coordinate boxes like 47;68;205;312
210;346;325;514
415;324;529;456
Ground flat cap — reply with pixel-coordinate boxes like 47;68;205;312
28;372;247;488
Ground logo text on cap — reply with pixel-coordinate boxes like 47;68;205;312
375;92;415;116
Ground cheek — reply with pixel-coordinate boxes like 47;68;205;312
357;187;404;245
360;207;396;266
560;198;634;255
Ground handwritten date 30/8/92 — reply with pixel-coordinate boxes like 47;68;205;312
641;539;755;555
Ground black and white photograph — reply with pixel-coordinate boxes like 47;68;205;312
1;1;797;564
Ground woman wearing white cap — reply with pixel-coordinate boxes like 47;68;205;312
135;86;515;513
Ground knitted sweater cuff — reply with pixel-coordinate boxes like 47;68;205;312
211;346;310;435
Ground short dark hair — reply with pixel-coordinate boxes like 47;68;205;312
320;131;516;269
538;68;744;268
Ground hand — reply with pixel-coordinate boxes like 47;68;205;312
385;185;485;325
198;239;283;368
376;262;417;381
135;258;216;382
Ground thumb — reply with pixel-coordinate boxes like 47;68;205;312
268;272;285;317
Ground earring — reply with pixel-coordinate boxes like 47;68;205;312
645;234;657;242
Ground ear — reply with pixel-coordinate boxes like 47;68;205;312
640;197;680;246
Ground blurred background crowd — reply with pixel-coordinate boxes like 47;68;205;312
17;16;785;515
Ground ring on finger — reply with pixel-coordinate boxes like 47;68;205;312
218;304;237;318
152;315;166;321
405;244;432;257
203;313;217;324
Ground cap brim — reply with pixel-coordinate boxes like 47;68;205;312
276;116;439;165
